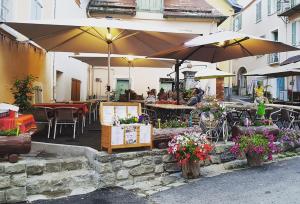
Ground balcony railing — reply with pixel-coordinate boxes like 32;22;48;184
278;0;300;16
268;53;280;64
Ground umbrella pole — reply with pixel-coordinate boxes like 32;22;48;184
175;61;180;105
292;76;294;102
107;43;111;102
129;64;131;101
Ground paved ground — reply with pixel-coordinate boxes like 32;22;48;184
149;157;300;204
28;187;148;204
32;121;101;150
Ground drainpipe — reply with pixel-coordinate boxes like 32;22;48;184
52;0;57;101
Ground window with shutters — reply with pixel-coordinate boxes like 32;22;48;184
136;0;163;12
268;0;278;15
31;0;43;20
233;14;242;31
256;1;262;23
0;0;11;22
291;0;300;7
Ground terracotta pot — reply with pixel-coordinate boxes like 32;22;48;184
181;160;200;179
246;154;263;167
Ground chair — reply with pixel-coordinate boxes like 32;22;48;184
53;107;79;139
280;108;300;129
31;107;54;139
89;101;99;123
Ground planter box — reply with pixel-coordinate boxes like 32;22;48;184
0;134;31;163
153;127;202;149
232;125;280;138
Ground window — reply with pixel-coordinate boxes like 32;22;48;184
31;0;42;20
233;14;242;31
268;0;279;15
292;22;297;46
256;1;262;23
291;0;300;7
0;0;11;22
137;0;163;12
268;30;280;64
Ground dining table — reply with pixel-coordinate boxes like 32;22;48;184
33;103;89;114
0;114;37;133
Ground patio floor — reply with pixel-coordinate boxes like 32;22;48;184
32;120;102;151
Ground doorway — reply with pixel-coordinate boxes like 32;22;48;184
277;77;285;99
71;78;81;101
116;79;129;100
237;67;247;96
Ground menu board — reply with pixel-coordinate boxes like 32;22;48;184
111;126;124;145
125;126;137;144
102;106;114;124
139;125;151;143
127;106;138;117
115;106;127;119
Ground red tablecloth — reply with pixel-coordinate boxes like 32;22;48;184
0;114;37;133
33;103;89;114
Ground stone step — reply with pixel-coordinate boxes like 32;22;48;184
26;156;89;175
26;169;99;198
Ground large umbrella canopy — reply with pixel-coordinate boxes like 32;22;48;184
151;31;299;63
71;54;175;68
280;55;300;66
2;18;197;101
195;68;235;80
2;18;198;54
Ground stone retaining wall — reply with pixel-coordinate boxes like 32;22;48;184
90;142;235;190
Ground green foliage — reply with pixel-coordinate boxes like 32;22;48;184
0;128;19;136
119;116;139;124
161;119;187;129
10;75;37;113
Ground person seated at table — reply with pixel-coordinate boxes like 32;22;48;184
187;88;205;106
145;88;156;104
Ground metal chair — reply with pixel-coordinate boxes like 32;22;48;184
31;107;54;139
89;101;99;123
53;107;78;139
142;108;158;127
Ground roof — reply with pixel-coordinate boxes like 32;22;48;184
87;0;136;16
163;0;227;21
87;0;227;21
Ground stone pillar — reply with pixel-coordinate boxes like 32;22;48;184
182;71;197;90
216;78;224;101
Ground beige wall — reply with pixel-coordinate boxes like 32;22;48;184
0;36;51;103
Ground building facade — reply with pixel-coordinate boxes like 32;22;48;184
0;0;90;104
230;0;300;100
85;0;237;98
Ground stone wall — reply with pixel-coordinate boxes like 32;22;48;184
90;143;235;192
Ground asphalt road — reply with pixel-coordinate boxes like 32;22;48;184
149;157;300;204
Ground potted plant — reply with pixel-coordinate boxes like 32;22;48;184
10;75;36;113
230;131;278;167
168;132;212;179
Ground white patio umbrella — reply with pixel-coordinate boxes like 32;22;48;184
151;31;298;104
71;54;175;100
2;18;197;100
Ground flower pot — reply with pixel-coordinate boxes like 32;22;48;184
181;160;200;179
246;154;263;167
